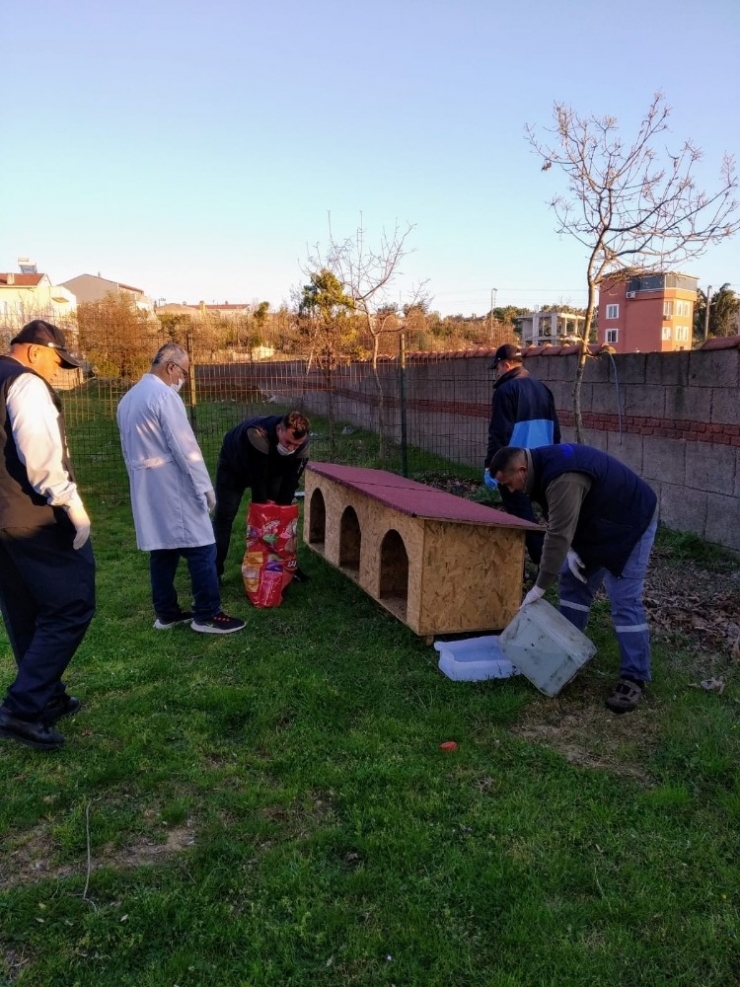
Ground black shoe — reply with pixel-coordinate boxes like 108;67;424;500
292;566;310;584
43;694;82;724
153;610;194;630
605;678;644;714
191;611;246;635
0;708;65;751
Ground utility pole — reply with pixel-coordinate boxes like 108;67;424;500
704;285;712;341
489;287;498;342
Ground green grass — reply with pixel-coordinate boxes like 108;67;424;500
652;527;738;573
62;386;477;501
1;467;739;984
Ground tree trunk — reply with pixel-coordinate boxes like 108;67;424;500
572;343;587;443
572;277;597;443
325;355;336;458
371;334;386;460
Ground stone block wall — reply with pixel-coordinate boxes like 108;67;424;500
201;339;740;552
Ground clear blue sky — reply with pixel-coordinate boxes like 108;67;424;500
2;0;739;316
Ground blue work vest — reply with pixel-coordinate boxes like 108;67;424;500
530;444;657;576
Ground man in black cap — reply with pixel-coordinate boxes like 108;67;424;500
483;343;560;564
0;320;95;751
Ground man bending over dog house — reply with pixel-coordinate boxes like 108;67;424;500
303;463;539;638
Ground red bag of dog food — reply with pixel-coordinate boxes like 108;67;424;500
242;502;299;607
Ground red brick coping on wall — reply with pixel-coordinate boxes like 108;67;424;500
331;337;740;447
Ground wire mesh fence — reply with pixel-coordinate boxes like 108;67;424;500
61;337;497;501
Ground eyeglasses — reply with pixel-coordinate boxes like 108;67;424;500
169;362;188;378
39;343;64;367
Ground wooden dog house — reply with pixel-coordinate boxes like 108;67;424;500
303;463;539;638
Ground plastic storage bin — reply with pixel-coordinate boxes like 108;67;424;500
434;635;518;682
498;598;596;697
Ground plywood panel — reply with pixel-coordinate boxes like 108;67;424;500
417;520;524;634
304;467;528;637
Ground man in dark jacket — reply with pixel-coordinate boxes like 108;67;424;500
213;411;310;579
0;321;96;751
491;444;658;714
483;344;560;563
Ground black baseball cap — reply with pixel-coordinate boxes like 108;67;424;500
488;343;522;370
10;320;82;369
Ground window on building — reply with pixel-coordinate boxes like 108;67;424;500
662;325;672;340
606;304;619;319
663;300;674;318
676;325;690;342
606;328;618;344
676;300;691;317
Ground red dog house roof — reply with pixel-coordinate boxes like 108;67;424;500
306;462;539;530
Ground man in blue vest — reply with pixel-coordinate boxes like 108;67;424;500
483;344;560;564
490;443;657;714
0;320;95;751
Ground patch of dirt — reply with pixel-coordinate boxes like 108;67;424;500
511;539;740;781
0;823;196;891
511;687;661;786
644;543;740;662
258;790;336;836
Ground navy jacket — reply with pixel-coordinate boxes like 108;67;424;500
484;367;560;468
530;444;657;576
219;414;309;505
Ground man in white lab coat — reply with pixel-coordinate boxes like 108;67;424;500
117;343;245;635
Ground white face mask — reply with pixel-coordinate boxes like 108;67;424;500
170;379;184;394
276;442;294;456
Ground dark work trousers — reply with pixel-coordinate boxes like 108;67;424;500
149;543;221;621
0;524;96;720
499;487;544;565
212;457;251;578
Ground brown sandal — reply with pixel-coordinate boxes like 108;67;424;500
605;678;644;714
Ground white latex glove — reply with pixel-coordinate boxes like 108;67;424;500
566;549;587;583
66;500;91;550
521;585;545;607
205;489;216;511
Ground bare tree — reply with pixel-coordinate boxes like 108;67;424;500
77;294;158;380
296;268;357;454
527;92;740;440
305;217;428;456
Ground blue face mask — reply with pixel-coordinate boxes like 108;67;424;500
276;442;294;456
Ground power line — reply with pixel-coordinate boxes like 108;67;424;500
432;286;587;296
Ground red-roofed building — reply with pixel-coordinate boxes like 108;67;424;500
0;270;76;328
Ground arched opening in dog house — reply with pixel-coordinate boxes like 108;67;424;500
379;528;408;620
309;488;326;550
339;505;361;579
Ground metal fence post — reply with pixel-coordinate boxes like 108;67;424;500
186;328;197;434
399;331;408;477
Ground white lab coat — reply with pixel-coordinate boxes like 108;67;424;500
116;373;215;551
